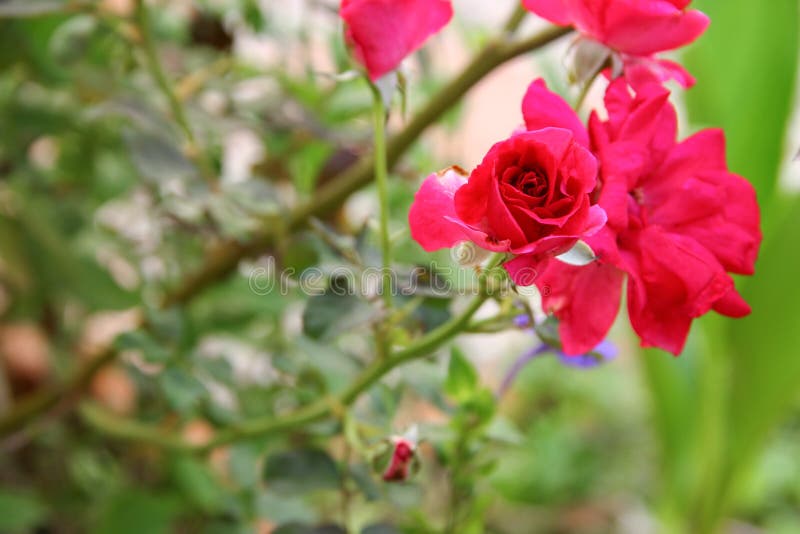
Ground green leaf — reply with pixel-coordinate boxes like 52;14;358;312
255;491;315;526
0;490;47;532
94;489;181;534
362;525;400;534
726;199;800;479
444;347;478;402
684;0;799;203
273;525;346;534
302;289;371;341
12;195;136;310
289;140;333;195
115;331;171;363
262;449;341;494
171;456;226;513
159;368;207;413
123;130;196;184
228;445;260;488
49;14;96;64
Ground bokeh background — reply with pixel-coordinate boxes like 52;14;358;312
0;0;798;533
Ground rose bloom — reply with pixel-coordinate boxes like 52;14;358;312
409;80;606;261
506;77;761;355
523;0;710;87
340;0;453;81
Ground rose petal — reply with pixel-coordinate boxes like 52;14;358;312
603;2;710;56
622;227;734;355
521;0;572;26
408;169;469;251
519;255;625;356
522;79;590;148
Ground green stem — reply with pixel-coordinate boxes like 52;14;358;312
134;0;194;144
466;311;520;334
133;0;216;186
502;4;529;35
79;403;195;452
370;85;393;315
0;345;124;438
573;76;594;112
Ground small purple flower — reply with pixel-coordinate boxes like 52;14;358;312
557;340;617;368
513;314;532;328
497;340;617;397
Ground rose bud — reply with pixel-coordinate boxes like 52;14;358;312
340;0;453;81
381;436;417;482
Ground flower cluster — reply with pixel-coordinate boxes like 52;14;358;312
380;1;762;356
338;1;761;356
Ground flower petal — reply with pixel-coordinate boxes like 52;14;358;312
506;254;625;356
622;227;734;355
643;129;762;275
521;0;572;26
408;168;469;251
603;1;710;56
341;0;453;80
522;79;590;148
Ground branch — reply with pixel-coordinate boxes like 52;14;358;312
134;0;216;187
0;345;121;438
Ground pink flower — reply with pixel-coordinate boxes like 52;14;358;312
522;0;710;87
409;80;606;260
340;0;453;81
506;78;761;355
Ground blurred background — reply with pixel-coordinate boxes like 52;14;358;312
0;0;798;533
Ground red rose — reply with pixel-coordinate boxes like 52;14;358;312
409;80;605;260
340;0;453;81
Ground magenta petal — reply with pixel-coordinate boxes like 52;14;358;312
341;0;453;81
522;79;590;148
408;169;469;251
622;227;733;355
713;287;751;318
604;3;710;56
522;0;572;26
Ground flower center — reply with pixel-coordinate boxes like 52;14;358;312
630;187;645;205
512;168;548;199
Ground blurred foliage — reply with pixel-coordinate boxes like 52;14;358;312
642;1;800;533
0;1;798;534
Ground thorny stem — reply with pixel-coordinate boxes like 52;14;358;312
370;81;394;356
